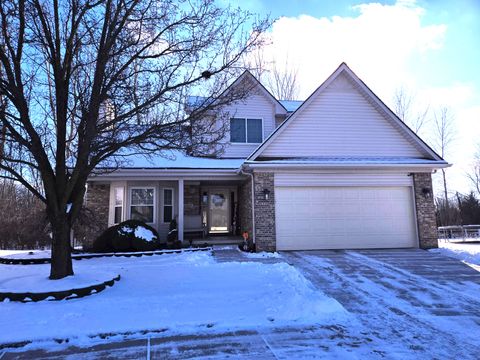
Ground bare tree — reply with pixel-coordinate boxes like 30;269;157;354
432;107;456;220
243;43;268;83
266;58;299;100
467;146;480;196
393;86;429;134
243;45;299;100
0;0;269;279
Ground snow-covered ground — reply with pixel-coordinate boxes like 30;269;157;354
0;249;51;258
430;241;480;266
242;250;282;259
0;251;347;347
0;266;118;293
282;250;480;359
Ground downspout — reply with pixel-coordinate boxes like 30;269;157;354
238;166;255;245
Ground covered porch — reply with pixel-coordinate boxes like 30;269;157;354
100;170;251;245
177;179;247;245
88;152;253;247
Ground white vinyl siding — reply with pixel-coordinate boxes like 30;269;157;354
274;171;413;187
220;94;276;158
261;73;424;158
275;186;417;250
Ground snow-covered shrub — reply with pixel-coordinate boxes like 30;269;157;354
92;220;161;253
167;218;178;242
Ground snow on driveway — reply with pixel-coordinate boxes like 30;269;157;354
0;251;347;347
283;250;480;360
430;241;480;266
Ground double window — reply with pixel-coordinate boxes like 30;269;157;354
111;186;174;225
230;118;263;143
130;188;155;223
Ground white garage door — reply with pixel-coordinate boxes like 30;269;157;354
275;186;417;250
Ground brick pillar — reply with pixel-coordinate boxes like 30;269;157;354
74;182;110;249
238;177;253;237
413;173;438;249
253;172;276;252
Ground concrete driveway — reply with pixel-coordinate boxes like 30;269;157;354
282;249;480;359
3;248;480;359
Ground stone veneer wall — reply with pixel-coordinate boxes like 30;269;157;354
238;177;253;238
253;172;276;252
413;173;438;249
74;182;110;249
184;185;200;215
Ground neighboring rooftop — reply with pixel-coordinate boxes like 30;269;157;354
279;100;303;113
185;96;214;110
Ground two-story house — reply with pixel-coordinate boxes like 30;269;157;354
85;63;449;251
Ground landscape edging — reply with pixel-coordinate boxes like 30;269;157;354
0;274;121;303
0;247;212;265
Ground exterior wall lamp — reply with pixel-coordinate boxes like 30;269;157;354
422;187;431;197
263;188;271;200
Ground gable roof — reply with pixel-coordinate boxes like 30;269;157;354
186;70;289;115
247;63;445;163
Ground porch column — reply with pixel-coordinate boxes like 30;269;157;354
178;179;184;242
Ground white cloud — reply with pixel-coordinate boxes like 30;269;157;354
258;0;446;99
251;0;479;195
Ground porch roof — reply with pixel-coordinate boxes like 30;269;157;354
111;151;244;170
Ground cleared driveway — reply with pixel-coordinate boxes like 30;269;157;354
282;249;480;359
3;248;480;359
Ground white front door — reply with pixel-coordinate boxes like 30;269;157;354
209;190;230;234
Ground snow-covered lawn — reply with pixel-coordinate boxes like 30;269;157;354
0;249;51;258
0;266;117;293
430;241;480;266
0;250;347;347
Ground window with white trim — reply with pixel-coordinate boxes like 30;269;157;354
130;188;155;223
113;187;124;224
230;118;262;143
163;188;174;223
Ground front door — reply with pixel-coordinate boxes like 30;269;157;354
209;190;230;234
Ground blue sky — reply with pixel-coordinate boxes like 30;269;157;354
234;0;480;195
243;0;480;90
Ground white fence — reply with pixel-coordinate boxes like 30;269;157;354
438;225;480;242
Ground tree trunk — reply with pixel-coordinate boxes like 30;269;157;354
49;215;74;279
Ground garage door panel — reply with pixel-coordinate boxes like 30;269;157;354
275;186;416;250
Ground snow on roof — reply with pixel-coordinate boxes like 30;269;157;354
279;100;303;113
119;151;244;169
186;95;214;109
245;157;447;165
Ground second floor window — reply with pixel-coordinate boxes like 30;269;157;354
230;118;263;143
